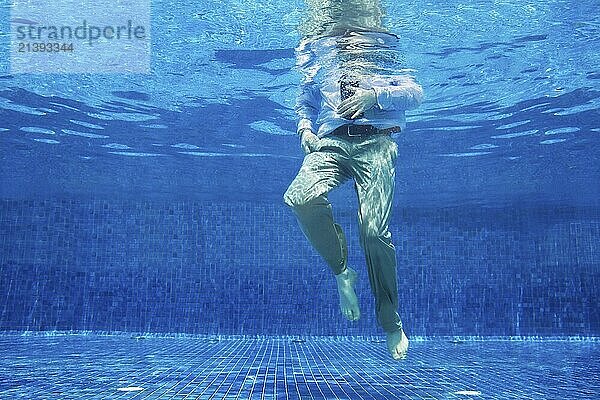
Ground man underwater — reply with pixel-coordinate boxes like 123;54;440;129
284;0;423;360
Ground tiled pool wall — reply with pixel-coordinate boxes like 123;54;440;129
0;199;598;337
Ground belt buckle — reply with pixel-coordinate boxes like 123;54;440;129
346;124;363;137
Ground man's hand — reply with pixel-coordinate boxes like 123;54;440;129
300;129;320;155
337;88;377;119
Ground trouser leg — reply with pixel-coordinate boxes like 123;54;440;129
288;195;348;274
351;135;402;333
283;140;351;275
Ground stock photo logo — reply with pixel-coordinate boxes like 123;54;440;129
10;0;151;73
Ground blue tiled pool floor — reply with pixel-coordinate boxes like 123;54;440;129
0;334;597;399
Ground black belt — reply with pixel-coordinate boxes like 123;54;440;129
331;124;401;138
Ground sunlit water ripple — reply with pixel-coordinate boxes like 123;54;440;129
0;0;598;206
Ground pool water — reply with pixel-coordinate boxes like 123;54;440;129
0;0;598;205
1;0;599;399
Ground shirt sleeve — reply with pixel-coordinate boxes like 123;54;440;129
294;81;321;134
372;76;424;111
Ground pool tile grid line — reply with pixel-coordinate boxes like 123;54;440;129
230;337;271;399
115;338;241;399
182;339;256;399
105;339;211;398
307;339;382;400
121;338;256;399
117;340;212;399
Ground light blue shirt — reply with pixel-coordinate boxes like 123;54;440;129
295;31;423;138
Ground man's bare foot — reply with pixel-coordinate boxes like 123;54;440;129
386;329;409;360
335;267;360;321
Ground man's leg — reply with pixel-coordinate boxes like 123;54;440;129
283;138;360;321
351;134;408;359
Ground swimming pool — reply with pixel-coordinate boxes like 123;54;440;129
1;0;598;398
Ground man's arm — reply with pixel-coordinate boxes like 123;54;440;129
372;76;424;111
294;80;321;135
337;75;423;119
294;79;323;155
